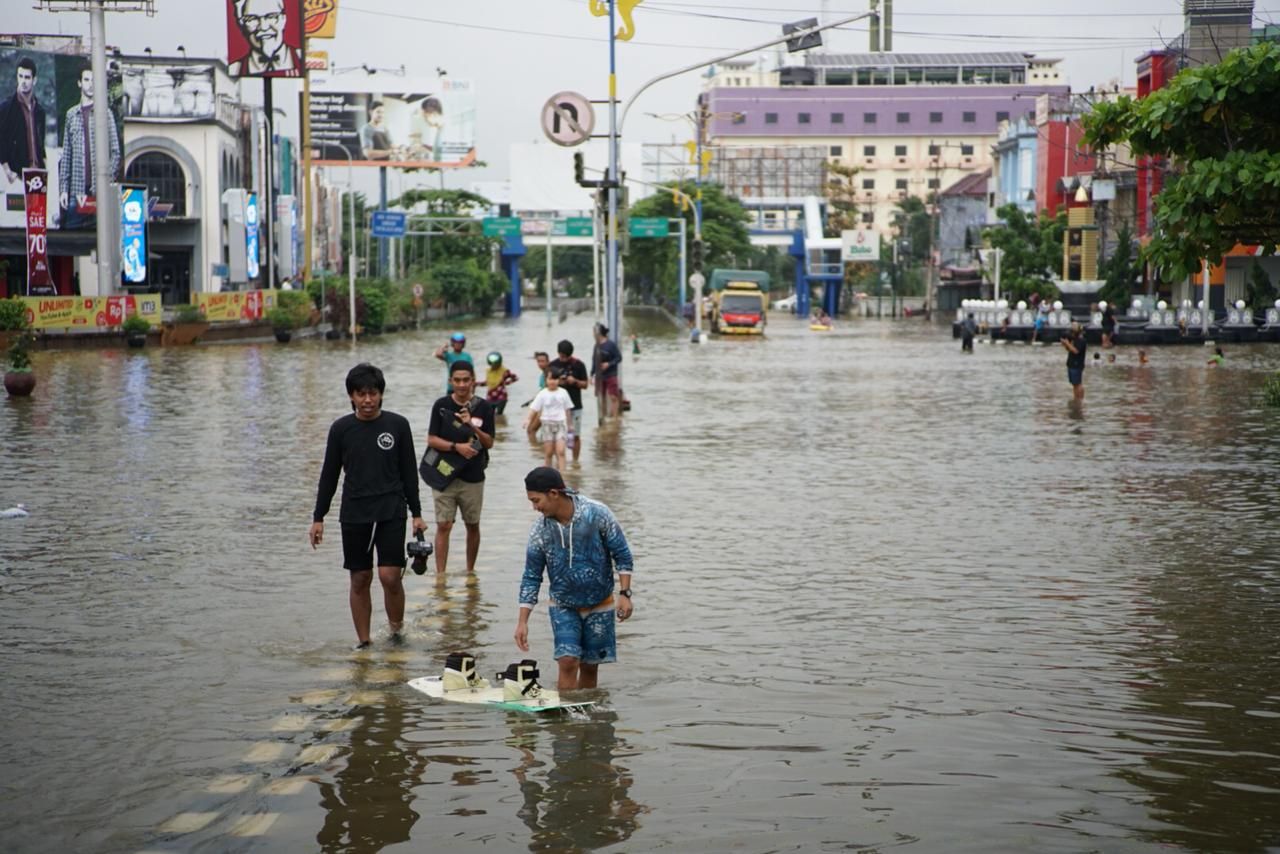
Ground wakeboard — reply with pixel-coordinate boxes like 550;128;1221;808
407;675;595;714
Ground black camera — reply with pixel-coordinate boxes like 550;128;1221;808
407;530;434;575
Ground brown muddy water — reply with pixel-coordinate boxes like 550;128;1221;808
2;313;1279;853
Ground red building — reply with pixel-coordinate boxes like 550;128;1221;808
1134;49;1178;240
1033;95;1096;216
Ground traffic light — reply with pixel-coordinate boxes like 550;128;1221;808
691;238;704;273
574;151;585;186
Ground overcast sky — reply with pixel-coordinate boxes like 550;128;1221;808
8;0;1274;198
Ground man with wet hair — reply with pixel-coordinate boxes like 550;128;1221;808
426;359;495;575
514;466;634;692
311;363;427;649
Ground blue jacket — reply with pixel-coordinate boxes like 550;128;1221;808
519;493;633;609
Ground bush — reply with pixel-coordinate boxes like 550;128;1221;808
274;290;312;328
0;297;28;331
172;303;202;323
122;313;151;335
6;331;33;372
1265;372;1280;408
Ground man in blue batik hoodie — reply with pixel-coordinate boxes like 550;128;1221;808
514;466;634;691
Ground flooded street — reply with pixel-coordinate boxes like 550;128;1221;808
3;313;1280;853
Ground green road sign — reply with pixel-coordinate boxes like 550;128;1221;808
565;216;593;237
483;217;521;237
629;217;669;238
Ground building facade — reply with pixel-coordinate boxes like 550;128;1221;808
703;52;1068;236
990;116;1038;218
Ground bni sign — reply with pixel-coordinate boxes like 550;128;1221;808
840;229;880;263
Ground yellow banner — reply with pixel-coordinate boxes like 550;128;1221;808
21;294;163;330
304;0;339;39
196;289;278;323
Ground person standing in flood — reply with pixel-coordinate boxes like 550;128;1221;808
1061;322;1087;401
514;466;634;692
961;312;977;353
310;363;427;649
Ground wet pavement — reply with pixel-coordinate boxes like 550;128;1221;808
2;313;1279;853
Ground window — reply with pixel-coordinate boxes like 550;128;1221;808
798;112;811;124
831;112;845;124
896;111;910;124
861;211;875;224
928;144;940;156
961;144;974;156
765;112;778;124
864;112;877;124
963;111;976;123
829;145;843;157
732;113;746;125
996;111;1009;123
862;178;876;189
894;145;907;157
863;145;876;157
930;111;943;124
895;178;908;190
927;178;940;189
126;151;186;216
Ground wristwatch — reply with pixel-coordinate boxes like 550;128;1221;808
618;589;633;599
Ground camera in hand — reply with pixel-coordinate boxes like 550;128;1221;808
407;530;434;575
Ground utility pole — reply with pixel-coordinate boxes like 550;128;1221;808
89;1;116;295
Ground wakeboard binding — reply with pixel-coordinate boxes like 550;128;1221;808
442;651;489;692
498;659;543;701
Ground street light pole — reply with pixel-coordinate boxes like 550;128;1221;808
330;144;357;341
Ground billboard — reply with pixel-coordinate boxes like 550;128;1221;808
509;141;645;213
226;0;304;78
0;48;124;232
19;293;163;330
308;77;477;169
120;185;147;284
121;63;216;122
303;0;340;39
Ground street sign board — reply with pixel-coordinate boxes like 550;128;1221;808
688;272;706;290
483;216;522;237
630;217;669;238
371;210;407;238
565;216;593;237
541;91;595;147
412;283;424;298
840;229;881;262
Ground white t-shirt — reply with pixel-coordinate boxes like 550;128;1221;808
530;387;573;424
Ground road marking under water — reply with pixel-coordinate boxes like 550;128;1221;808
296;744;340;765
262;776;312;795
206;774;256;794
270;714;315;732
227;812;280;837
158;811;220;833
242;742;286;763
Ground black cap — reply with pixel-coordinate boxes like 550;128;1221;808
524;466;566;493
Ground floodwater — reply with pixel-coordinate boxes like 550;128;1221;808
3;312;1280;853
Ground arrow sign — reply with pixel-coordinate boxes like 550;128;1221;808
541;91;595;147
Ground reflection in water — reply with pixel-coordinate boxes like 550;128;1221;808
315;681;424;852
507;711;645;852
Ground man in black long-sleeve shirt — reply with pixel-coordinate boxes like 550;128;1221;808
310;363;427;648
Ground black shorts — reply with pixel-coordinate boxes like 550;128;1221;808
340;517;407;571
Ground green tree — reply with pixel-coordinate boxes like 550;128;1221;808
891;196;932;265
624;182;751;303
983;204;1066;302
1097;222;1142;307
1083;41;1280;279
824;163;861;236
521;246;595;298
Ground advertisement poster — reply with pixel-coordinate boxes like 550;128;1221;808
121;63;216;122
20;293;162;329
308;77;477;169
226;0;304;79
196;289;278;322
304;0;339;39
22;168;54;295
120;185;147;284
245;191;260;280
0;48;123;232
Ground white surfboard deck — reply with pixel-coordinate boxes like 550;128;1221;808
407;676;594;714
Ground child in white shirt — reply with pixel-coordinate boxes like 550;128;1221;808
528;369;573;471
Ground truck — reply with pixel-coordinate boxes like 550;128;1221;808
708;269;770;335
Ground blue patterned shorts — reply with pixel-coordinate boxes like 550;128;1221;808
548;602;617;664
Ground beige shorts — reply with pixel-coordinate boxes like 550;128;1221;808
433;478;485;525
537;420;569;445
